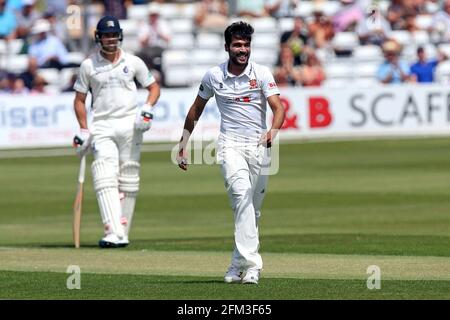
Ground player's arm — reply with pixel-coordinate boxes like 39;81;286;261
144;81;160;107
74;91;88;130
261;94;285;147
177;95;209;171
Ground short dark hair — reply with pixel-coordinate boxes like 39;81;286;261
417;46;424;54
224;21;254;47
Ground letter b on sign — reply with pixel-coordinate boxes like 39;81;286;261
309;97;332;128
66;265;81;290
366;265;381;290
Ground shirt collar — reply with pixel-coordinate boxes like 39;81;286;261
96;49;123;64
223;60;253;79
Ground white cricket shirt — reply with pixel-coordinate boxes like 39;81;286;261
198;60;280;140
74;49;155;121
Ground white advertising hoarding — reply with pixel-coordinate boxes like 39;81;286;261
1;84;450;149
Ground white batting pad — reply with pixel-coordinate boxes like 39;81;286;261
92;160;124;238
119;161;140;237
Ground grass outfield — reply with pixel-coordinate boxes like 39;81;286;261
0;138;449;299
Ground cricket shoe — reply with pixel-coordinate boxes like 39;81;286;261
242;268;260;284
98;234;128;248
224;265;242;284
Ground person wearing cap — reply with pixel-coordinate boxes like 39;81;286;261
0;0;17;40
28;19;70;70
14;0;40;40
137;3;171;83
376;40;415;84
73;16;160;248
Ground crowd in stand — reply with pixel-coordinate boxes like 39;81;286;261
1;0;450;94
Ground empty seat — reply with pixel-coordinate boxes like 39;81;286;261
412;30;430;46
38;68;60;86
250;49;278;66
251;17;278;34
66;51;85;65
164;66;191;87
294;1;313;18
191;49;222;66
278;18;294;33
332;32;359;52
352;45;383;62
169;19;194;34
390;30;413;46
435;60;450;84
128;4;148;22
354;63;379;78
325;62;354;79
169;34;195;50
119;19;138;36
162;50;190;67
415;14;433;30
196;33;223;49
159;3;182;19
251;34;279;49
5;54;28;73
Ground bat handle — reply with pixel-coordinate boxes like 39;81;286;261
78;155;86;183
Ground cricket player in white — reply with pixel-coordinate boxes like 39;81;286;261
73;16;160;248
177;22;285;284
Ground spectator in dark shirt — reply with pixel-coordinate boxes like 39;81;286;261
410;46;446;83
280;15;309;65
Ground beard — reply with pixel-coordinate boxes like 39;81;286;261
230;51;250;66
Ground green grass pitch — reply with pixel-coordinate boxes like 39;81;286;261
0;137;449;299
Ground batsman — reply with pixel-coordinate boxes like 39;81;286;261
73;16;160;248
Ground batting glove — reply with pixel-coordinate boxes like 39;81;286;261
135;103;154;132
73;129;91;157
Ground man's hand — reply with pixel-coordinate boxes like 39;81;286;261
258;131;273;148
176;147;188;171
135;103;154;132
73;128;91;157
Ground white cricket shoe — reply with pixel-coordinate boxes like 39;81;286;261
118;236;129;246
98;234;128;248
242;268;260;284
224;265;242;284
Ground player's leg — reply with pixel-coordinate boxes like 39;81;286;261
91;121;125;247
240;145;269;284
117;118;143;244
219;145;262;282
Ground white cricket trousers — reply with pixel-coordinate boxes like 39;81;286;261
218;133;269;271
91;116;142;166
91;116;143;236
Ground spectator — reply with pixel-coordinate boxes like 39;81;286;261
43;10;68;44
308;8;335;48
410;46;446;83
236;0;268;18
266;0;299;18
28;19;71;70
194;0;229;32
30;74;50;94
356;7;391;46
280;15;309;65
46;0;69;16
273;44;301;86
0;69;8;92
299;48;326;87
333;0;364;32
0;0;17;40
431;0;450;43
14;0;40;40
19;56;39;89
102;0;132;20
376;40;415;84
137;3;171;78
10;77;29;94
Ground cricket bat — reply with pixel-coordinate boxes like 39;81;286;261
73;155;86;248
